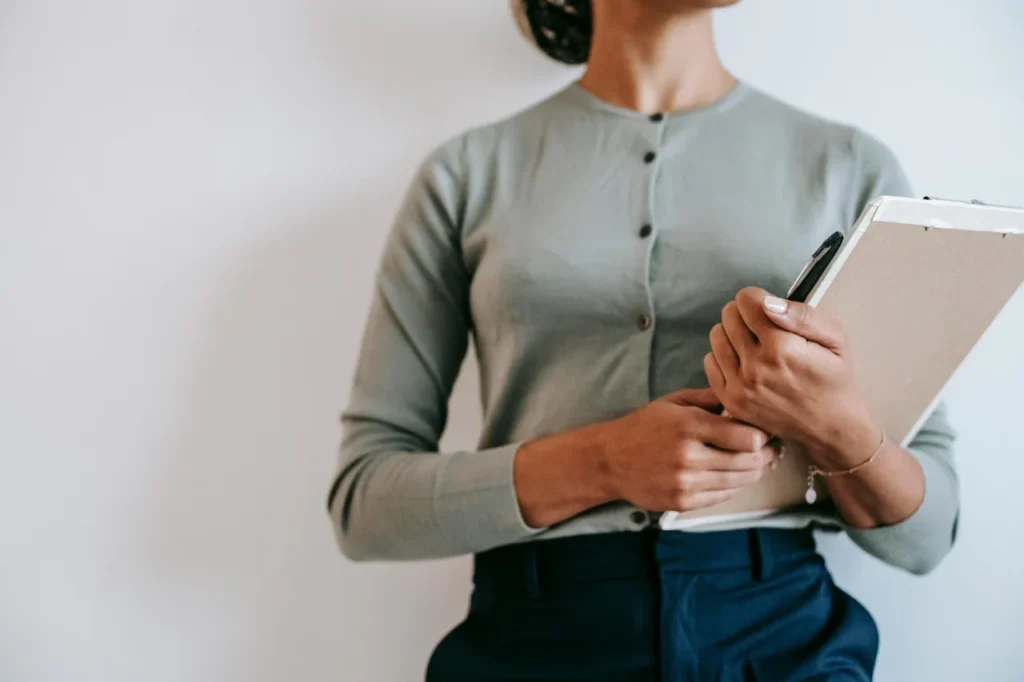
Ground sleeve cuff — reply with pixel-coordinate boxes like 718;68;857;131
845;450;958;575
433;442;545;554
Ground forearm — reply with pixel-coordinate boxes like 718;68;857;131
816;428;926;529
514;423;618;528
807;407;960;575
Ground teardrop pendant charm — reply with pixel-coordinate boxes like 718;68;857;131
805;466;819;505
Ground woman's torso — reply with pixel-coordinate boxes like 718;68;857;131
459;82;897;447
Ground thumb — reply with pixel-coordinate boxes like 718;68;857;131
761;295;845;352
661;387;723;412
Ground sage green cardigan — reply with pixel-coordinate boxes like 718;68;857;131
328;81;958;574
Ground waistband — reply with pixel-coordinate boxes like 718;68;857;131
473;528;818;596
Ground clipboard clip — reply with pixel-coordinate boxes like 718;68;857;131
923;196;1024;211
922;196;1024;237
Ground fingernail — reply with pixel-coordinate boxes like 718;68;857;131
763;296;788;314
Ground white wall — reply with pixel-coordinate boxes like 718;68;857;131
1;1;1021;681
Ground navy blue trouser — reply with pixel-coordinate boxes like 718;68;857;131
426;529;878;682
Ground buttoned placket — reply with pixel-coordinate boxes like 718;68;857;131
629;111;668;530
638;111;666;396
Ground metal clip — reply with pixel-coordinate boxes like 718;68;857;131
923;196;1024;211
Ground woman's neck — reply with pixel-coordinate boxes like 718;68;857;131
579;6;735;115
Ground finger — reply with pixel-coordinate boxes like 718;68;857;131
709;323;740;383
760;295;845;353
704;352;728;401
684;443;774;471
661;387;722;411
734;286;778;339
721;302;757;361
686;409;770;452
693;467;767;492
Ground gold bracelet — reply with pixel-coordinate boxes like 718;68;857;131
805;430;886;504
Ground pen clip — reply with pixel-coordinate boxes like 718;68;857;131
787;231;844;302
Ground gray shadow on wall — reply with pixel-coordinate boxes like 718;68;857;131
133;189;482;682
130;3;558;680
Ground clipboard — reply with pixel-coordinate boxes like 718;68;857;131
660;196;1024;529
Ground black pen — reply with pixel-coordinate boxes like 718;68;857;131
786;231;844;304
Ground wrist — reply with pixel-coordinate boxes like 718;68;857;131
514;424;619;528
579;421;621;503
810;412;882;471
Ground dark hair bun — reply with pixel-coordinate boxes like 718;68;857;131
516;0;593;65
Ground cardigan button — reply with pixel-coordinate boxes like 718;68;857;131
630;510;649;526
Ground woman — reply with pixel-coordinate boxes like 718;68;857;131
328;1;959;680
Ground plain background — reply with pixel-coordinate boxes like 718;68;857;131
2;1;1022;681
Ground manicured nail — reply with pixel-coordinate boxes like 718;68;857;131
763;296;788;314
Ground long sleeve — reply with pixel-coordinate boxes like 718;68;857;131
326;140;540;561
846;404;959;574
840;130;961;574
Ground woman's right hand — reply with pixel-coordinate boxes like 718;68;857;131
514;388;775;528
597;388;775;513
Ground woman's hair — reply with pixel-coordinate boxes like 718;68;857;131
515;0;593;65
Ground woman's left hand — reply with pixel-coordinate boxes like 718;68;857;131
704;286;882;469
